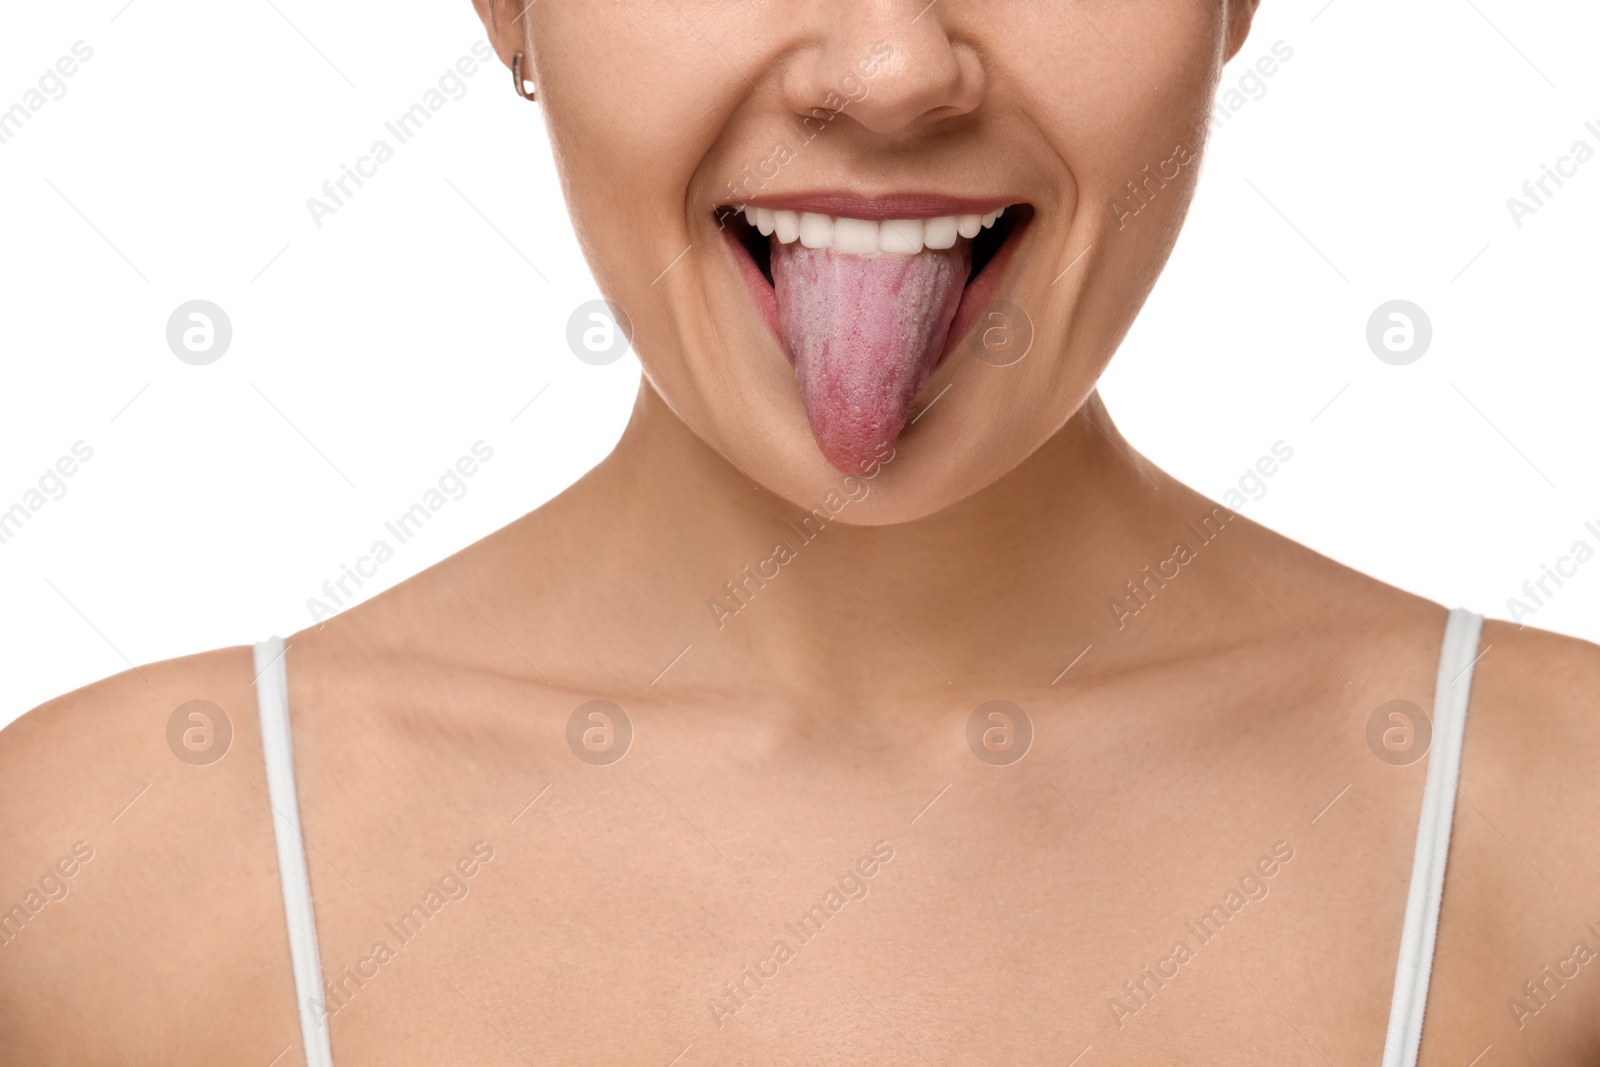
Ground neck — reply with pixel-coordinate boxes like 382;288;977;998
526;382;1227;702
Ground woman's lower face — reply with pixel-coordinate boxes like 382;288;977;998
511;0;1239;519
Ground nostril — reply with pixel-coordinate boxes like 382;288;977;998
779;30;983;138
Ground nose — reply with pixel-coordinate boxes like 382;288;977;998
780;2;985;136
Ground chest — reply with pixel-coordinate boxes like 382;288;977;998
286;705;1428;1065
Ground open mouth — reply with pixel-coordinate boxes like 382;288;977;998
719;198;1033;473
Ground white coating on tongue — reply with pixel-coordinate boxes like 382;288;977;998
770;241;970;473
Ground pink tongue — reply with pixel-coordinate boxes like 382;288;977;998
771;241;971;473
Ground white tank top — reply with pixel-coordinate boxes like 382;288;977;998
252;608;1487;1067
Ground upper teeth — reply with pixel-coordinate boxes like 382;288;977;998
743;207;1005;256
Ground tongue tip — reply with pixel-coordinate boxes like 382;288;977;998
816;426;904;475
801;365;920;475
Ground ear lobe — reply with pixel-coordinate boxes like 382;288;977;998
1224;0;1262;62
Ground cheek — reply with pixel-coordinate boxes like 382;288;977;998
532;4;767;395
1001;2;1221;190
533;5;748;253
965;8;1221;395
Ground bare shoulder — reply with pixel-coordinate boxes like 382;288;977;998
1205;512;1600;1050
1473;618;1600;715
1429;620;1600;1055
0;650;302;1063
1228;508;1599;744
1460;619;1600;841
0;648;257;867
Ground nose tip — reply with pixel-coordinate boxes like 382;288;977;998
781;7;984;137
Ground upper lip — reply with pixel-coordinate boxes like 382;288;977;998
723;191;1022;220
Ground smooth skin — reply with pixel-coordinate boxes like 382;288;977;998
4;1;1599;1063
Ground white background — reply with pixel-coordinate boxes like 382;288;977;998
1;0;1596;728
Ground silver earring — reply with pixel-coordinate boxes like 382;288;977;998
512;52;537;101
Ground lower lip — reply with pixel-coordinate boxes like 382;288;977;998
720;217;1029;372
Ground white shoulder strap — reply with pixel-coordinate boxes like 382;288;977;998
1380;608;1485;1067
254;637;336;1067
